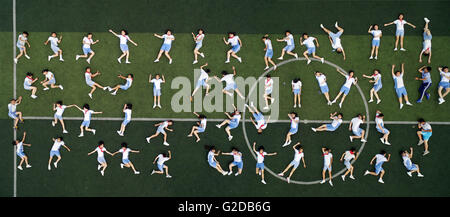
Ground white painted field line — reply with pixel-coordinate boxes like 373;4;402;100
12;0;17;198
22;116;450;125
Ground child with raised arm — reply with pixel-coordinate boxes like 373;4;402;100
253;142;277;184
76;33;99;64
419;18;432;63
188;112;207;142
262;35;277;70
75;104;103;137
331;69;357;108
84;67;110;99
375;111;391;145
384;13;416;51
282;112;300;147
415;66;432;103
278;142;306;183
222;148;244;176
109;73;134;96
191;63;212;101
48;137;71;170
216;104;241;141
349;114;366;142
340;147;358;181
13;131;32;170
223;32;242;63
24;72;38;99
146;120;174;146
368;25;382;60
417;118;432;156
44;32;63;61
87;141;114;176
52;101;76;133
109;29;138;64
14;31;31;63
315;71;332;105
154;29;175;64
277;31;298;60
364;151;391;184
112;142;140;174
320;147;334;186
149;74;165;108
8;96;24;129
362;69;382;104
245;102;270;134
320;22;346;60
392;63;412;109
402;147;424;177
192;29;205;64
300;33;324;65
311;112;343;132
214;66;245;99
207;146;228;175
151;150;172;178
117;104;132;136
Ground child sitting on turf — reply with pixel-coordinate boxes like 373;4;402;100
216;104;241;141
41;69;63;91
109;73;133;96
187;112;207;142
311;112;343;132
151;150;172;178
23;72;38;99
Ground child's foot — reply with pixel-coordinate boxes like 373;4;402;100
120;163;124;169
146;137;151;143
98;165;102;170
18;165;23;170
378;178;384;184
25;55;30;59
368;99;374;103
193;60;198;64
26;164;32;168
400;48;406;51
369;56;373;60
154;59;159;63
117;58;121;63
349;175;355;180
59;85;64;90
377;99;381;104
100;170;104;176
364;170;370;176
394;48;398;51
329;180;333;186
169;59;172;64
88;93;92;99
278;172;284;176
307;59;311;65
225;60;230;63
52;121;56;127
163;142;170;146
228;136;233;141
134;171;140;175
423;150;430;156
92;129;96;135
320;179;325;184
87;59;91;64
294;53;298;59
407;171;412;177
78;133;84;137
406;101;413;106
63;130;68;134
125;61;131;64
43;87;49;91
349;136;353;142
54;162;58;168
261;180;266;184
200;53;205;58
76;55;80;60
311;128;316;132
237;57;242;63
277;56;283;60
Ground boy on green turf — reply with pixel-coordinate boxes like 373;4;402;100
13;131;32;170
44;32;64;62
277;30;298;60
315;71;332;105
263;74;275;110
41;69;63;91
112;142;140;175
437;66;450;104
75;104;103;137
207;146;228;175
191;63;212;101
320;147;333;186
392;63;413;109
146;120;174;146
84;67;110;99
364;151;391;184
192;29;205;64
282;112;299;147
223;32;242;63
292;78;302;108
149;73;165;108
362;69;382;104
375;110;391;145
221;147;244;176
340;147;358;181
154;29;175;64
151;150;172;178
402;147;424;177
14;31;31;64
76;33;99;64
416;118;432;156
245;102;270;134
349;114;366;142
253;142;277;184
368;24;382;60
311;112;343;132
214;66;245;100
187;112;207;142
109;29;138;64
384;13;416;51
87;141;113;176
278;142;306;183
300;33;324;65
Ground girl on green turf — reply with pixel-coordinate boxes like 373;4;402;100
87;141;113;176
221;147;244;176
117;104;132;137
13;131;32;171
384;13;416;51
151;150;172;178
292;78;302;108
154;29;175;64
76;33;99;64
108;73;134;96
41;69;63;91
362;69;382;104
109;29;138;64
149;73;165;108
262;34;276;70
48;137;71;171
192;29;205;64
187;112;207;142
14;31;31;64
253;142;277;185
44;32;64;62
24;72;38;99
278;142;306;183
52;100;76;134
112;142;140;175
207;146;228;175
223;32;242;63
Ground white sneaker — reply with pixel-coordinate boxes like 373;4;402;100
98;165;102;170
100;170;104;176
277;57;283;60
237;57;242;63
193;60;198;64
157;104;161;108
406;101;412;106
92;129;96;135
375;56;378;60
146;137;151;143
151;170;156;175
59;85;64;90
320;180;326;184
273;65;277;70
31;95;37;99
48;56;51;61
271;98;275;104
125;61;130;64
169;59;172;64
423;150;430;156
166;175;172;178
261;180;266;184
394;48;398;51
227;171;233;175
293;104;297;108
120;163;124;169
235;172;240;176
320;24;324;28
377;99;382;104
14;58;18;64
43;87;49;91
329;180;333;186
117;58;121;63
335;22;339;28
298;104;301;108
228;136;233;141
48;165;51;170
88;93;92;99
380;138;385;144
222;171;227;176
294;53;298;59
111;91;117;96
258;170;261;176
361;139;367;142
117;130;122;136
200;53;205;58
264;66;269;70
307;59;311;65
134;171;140;175
385;141;391;146
400;104;404;109
400;48;406;51
59;58;64;62
278;173;284;176
282;142;289;147
153;105;157;108
78;133;84;137
225;60;230;63
438;98;445;104
76;55;80;60
407;171;412;177
102;86;108;90
52;121;56;127
417;140;424;146
341;175;345;181
18;166;23;170
287;177;290;183
63;130;68;134
349;136;353;142
163;142;170;146
349;175;355;180
87;59;91;64
154;59;159;63
418;173;424;177
339;102;342;108
250;101;254;107
364;170;370;176
378;178;384;184
263;106;269;110
368;99;373;103
25;55;30;59
321;58;324;63
424;17;430;23
369;56;373;60
54;162;58;168
311;128;316;132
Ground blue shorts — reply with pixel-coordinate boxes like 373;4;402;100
353;128;363;136
225;83;237;91
157;163;165;171
233;161;243;169
122;159;130;164
160;43;172;52
320;85;329;94
50;150;60;157
344;160;352;169
265;49;273;58
195;42;203;50
323;165;332;171
375;163;384;175
372;40;380;47
340;86;350;95
120;84;131;90
48;78;56;85
289;127;298;134
157;126;166;134
374;84;382;92
122;119;131;126
256;162;265;170
97;157;106;164
406;163;418;171
196;79;207;88
86;80;95;87
395;87;408;98
9;112;18;119
289;160;300;169
208;161;217;168
228;120;239;129
231;45;240;53
17;43;25;51
293;89;301;94
120;44;128;52
265;88;273;95
51;45;60;54
54;114;63;120
83;47;93;55
197;127;205;133
153;88;161;96
81;120;90;127
326;124;338;131
24;85;32;90
439;81;449;89
306;46;316;54
376;127;389;134
396;29;405;37
284;45;295;52
17;151;26;158
422;131;432;141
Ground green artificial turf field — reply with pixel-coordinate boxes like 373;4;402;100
1;0;450;197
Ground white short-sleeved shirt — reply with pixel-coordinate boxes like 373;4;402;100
323;153;333;166
160;121;169;129
228;36;240;46
119;35;129;44
421;122;432;131
316;74;327;86
124;109;132;121
221;74;235;86
17;142;24;153
375;154;388;164
51;140;65;151
344;151;355;161
8;103;17;113
18;34;27;45
163;34;175;45
302;37;316;48
331;118;342;128
119;148;131;159
199;69;209;81
332;37;342;50
48;36;59;47
343;75;356;88
285;34;294;46
95;146;108;158
292;80;302;90
45;71;54;80
351;117;363;132
124;78;133;87
265;39;273;50
440;70;450;83
257;151;267;163
371;30;382;40
232;152;242;162
24;77;33;86
402;155;413;168
373;73;382;85
265;78;273;90
83;37;93;48
394;19;407;30
85;72;92;82
375;117;384;128
157;154;170;165
83;110;94;121
232;114;241;122
393;73;405;89
195;34;204;43
207;151;215;163
151;78;163;90
200;118;207;129
293;150;304;162
55;105;67;116
291;117;299;129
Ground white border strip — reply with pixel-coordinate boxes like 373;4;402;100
22;116;450;125
12;0;17;198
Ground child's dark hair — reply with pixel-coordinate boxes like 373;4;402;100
374;69;380;73
266;74;271;78
26;72;33;76
121;29;128;35
85;66;91;71
198;28;204;33
302;33;308;37
380;150;387;155
291;112;298;117
285;30;291;34
166;29;172;34
128;73;134;78
295;145;302;150
57;137;64;141
418;118;425;123
23;31;29;35
209;146;216;151
42;69;49;73
12;140;17;146
199;114;207;119
56;100;63;105
258;146;265;151
51;32;57;35
443;66;449;71
425;66;432;72
168;120;174;124
378;113;384;118
121;142;128;148
262;34;269;40
83;104;90;110
204;69;211;73
87;32;92;36
350;147;356;152
221;70;229;75
126;103;132;109
293;78;300;83
349;70;355;75
232;147;238;152
228;32;236;36
337;113;343;118
98;140;105;146
398;13;404;17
